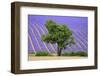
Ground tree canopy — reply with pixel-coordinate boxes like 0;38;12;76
42;20;75;56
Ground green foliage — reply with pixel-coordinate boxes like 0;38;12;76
62;51;87;56
35;51;52;56
41;20;76;56
75;51;88;56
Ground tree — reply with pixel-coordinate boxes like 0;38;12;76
41;20;75;56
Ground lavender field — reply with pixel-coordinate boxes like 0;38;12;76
28;15;88;56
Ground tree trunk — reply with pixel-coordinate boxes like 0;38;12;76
57;47;62;56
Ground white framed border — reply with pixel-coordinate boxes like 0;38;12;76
20;6;95;70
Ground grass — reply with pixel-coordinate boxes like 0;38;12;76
35;51;52;56
62;51;87;56
29;51;87;57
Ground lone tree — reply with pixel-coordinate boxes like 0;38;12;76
42;20;75;56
